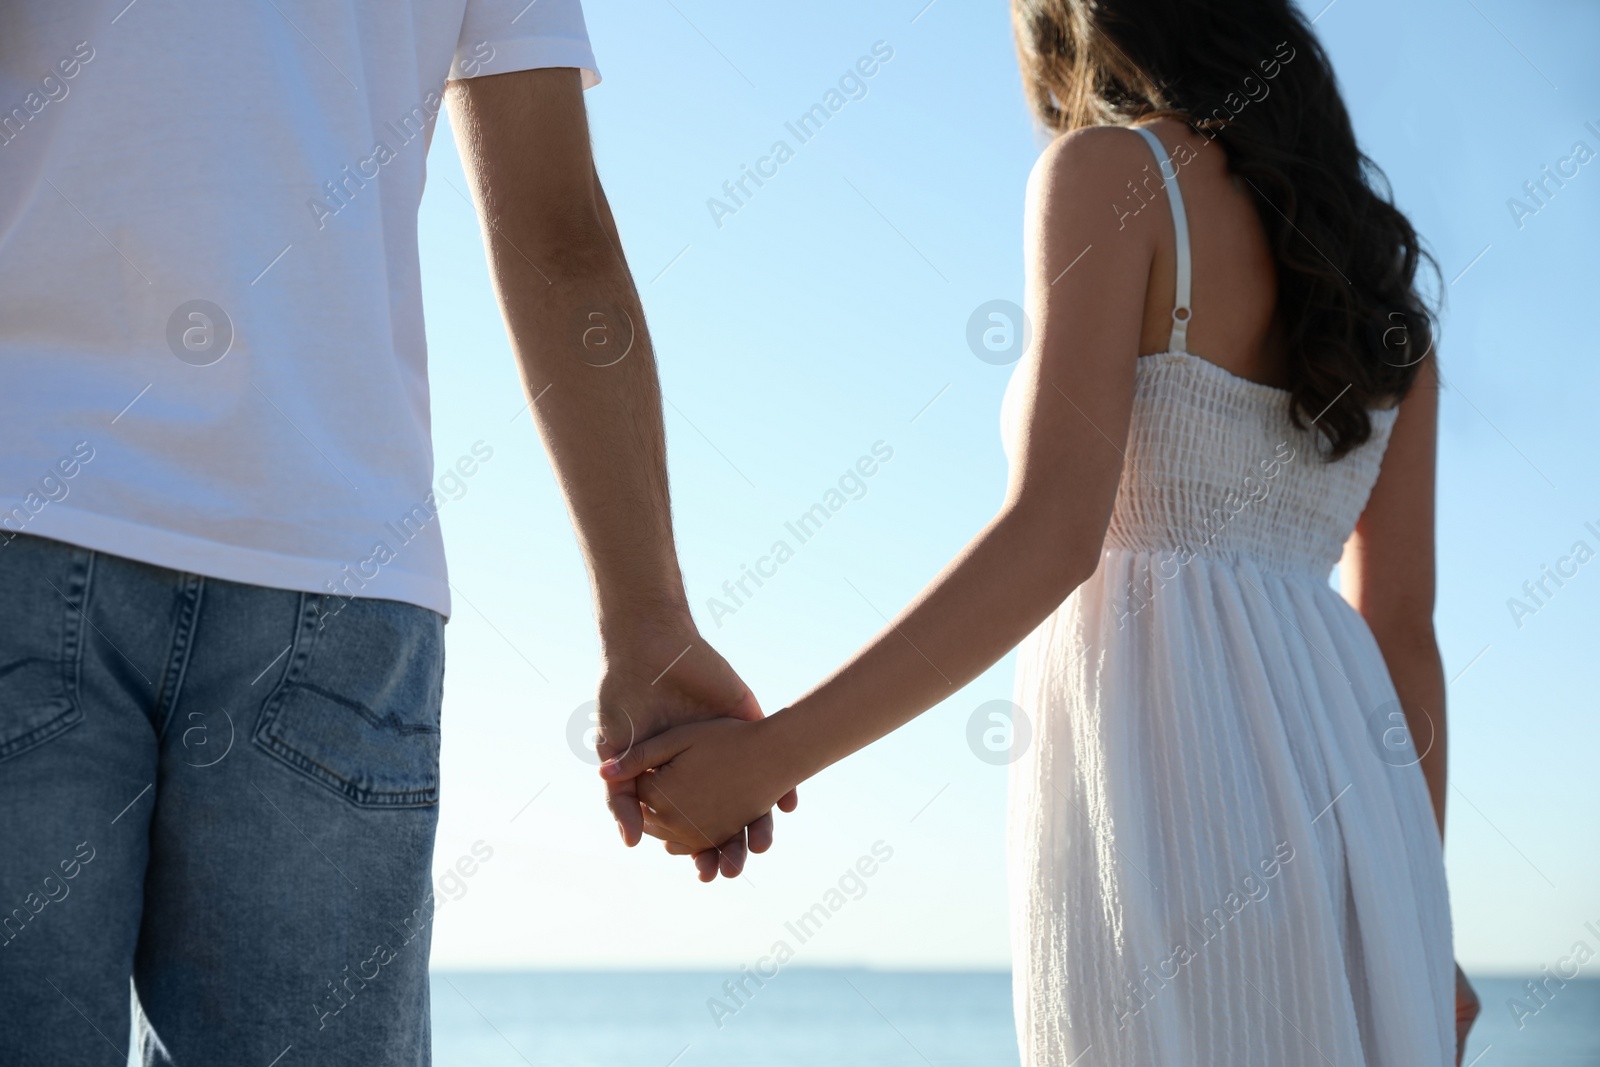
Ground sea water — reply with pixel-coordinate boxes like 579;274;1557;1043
430;971;1600;1066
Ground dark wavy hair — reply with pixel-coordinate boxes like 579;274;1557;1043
1011;0;1438;458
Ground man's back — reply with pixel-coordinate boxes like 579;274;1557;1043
0;1;596;617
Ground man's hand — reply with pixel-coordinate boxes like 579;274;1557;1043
596;620;795;879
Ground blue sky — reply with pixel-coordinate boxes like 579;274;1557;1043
418;0;1598;973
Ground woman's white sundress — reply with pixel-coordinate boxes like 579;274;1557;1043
1000;125;1454;1066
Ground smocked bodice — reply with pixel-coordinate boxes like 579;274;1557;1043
1001;350;1398;579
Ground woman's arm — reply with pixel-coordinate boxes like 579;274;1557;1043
1338;355;1448;836
607;128;1163;851
1339;355;1477;1061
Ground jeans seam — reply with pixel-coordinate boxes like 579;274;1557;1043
152;572;207;740
60;546;93;712
255;592;319;711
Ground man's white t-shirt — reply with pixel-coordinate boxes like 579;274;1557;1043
0;1;599;618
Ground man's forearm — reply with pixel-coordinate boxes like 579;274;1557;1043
452;75;688;641
499;224;687;640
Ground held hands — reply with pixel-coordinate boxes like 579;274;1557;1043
601;714;800;871
595;625;796;880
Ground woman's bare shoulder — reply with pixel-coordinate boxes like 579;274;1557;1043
1030;124;1149;185
1023;124;1171;259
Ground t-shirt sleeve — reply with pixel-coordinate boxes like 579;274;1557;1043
449;0;600;87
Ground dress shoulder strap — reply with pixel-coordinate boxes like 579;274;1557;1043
1130;125;1192;354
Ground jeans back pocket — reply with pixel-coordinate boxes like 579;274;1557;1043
254;594;444;808
0;535;87;762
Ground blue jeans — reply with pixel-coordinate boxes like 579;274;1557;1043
0;534;445;1065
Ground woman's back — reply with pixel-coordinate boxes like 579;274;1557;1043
1085;123;1399;576
1130;119;1287;389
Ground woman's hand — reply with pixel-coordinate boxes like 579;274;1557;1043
600;715;799;879
1455;962;1480;1064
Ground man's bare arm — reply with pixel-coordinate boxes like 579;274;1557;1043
447;66;792;877
450;66;681;638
